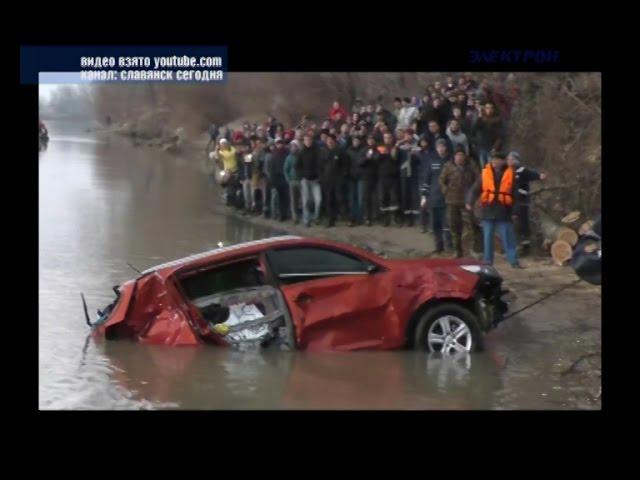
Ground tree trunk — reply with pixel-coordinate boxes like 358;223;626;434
538;207;578;246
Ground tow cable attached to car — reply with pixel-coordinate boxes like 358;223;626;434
501;277;583;321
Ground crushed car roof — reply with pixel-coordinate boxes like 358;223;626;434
140;235;302;275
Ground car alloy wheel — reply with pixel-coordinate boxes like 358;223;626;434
427;315;473;353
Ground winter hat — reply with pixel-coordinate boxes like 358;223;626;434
435;138;448;147
507;151;521;162
454;145;466;155
492;151;507;160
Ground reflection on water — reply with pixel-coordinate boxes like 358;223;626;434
39;121;579;410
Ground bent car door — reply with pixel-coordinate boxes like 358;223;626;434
265;246;402;351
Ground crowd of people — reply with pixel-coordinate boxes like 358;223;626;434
208;74;546;268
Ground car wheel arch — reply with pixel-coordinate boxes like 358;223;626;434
404;296;477;348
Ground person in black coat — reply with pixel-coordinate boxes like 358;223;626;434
377;132;401;226
425;120;453;154
268;138;290;221
361;135;380;226
346;135;366;226
296;134;322;226
319;134;349;227
507;151;547;255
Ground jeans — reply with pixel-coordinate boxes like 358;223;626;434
348;178;364;222
288;180;302;222
241;179;253;210
481;219;518;265
478;148;490;168
300;178;322;226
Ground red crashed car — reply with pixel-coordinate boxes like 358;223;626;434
88;236;511;352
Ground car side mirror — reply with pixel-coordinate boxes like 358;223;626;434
365;263;379;274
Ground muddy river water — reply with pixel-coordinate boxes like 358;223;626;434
39;121;601;409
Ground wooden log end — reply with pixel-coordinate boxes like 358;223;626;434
562;211;582;224
551;240;573;266
557;227;579;246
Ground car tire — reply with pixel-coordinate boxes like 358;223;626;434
413;303;484;353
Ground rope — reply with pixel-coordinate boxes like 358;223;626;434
502;277;583;320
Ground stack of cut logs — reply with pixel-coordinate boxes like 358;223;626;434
540;209;595;266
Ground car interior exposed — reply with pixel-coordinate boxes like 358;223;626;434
179;258;295;349
180;258;264;300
